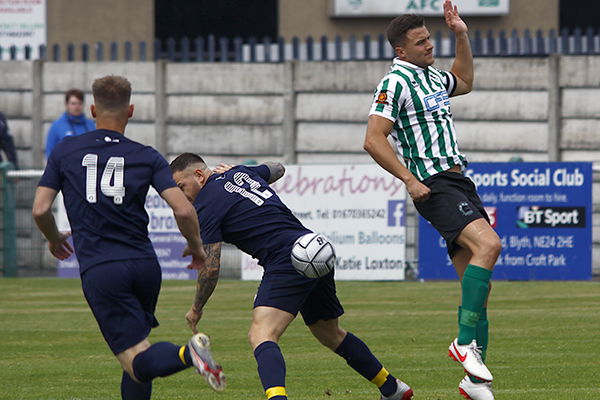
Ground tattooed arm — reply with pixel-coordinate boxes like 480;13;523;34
262;161;285;184
185;242;222;333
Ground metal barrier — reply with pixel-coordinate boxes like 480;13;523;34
0;162;16;276
1;168;47;277
2;28;600;62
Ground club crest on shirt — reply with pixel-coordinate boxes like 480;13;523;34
458;201;474;216
375;91;388;105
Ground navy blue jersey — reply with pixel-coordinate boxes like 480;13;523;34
38;129;176;272
195;165;311;267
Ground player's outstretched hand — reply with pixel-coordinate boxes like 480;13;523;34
182;246;208;269
444;0;468;34
185;305;203;334
48;231;73;260
213;163;235;174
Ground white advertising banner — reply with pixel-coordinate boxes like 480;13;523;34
331;0;509;17
0;0;46;60
241;164;407;281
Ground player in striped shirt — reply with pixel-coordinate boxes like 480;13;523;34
364;2;501;399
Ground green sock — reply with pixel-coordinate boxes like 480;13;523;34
469;308;489;384
458;265;492;345
476;307;488;362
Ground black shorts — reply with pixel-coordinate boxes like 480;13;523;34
81;258;161;355
254;254;344;326
414;171;489;258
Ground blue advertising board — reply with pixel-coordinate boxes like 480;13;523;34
419;162;592;281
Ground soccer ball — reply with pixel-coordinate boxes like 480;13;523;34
291;233;336;278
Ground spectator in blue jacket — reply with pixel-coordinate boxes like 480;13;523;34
45;89;95;159
0;111;18;169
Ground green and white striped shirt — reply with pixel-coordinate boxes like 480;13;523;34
369;58;467;181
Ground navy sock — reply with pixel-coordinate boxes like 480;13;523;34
121;370;151;400
132;342;191;382
334;332;397;397
254;341;287;399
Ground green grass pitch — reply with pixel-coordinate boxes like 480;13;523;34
1;278;599;400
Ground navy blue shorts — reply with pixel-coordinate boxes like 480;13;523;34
254;261;344;326
81;258;161;355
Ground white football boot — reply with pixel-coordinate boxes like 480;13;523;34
448;339;493;382
458;375;494;400
380;378;414;400
188;333;226;391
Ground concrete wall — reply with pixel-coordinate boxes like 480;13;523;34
280;0;559;41
0;56;598;275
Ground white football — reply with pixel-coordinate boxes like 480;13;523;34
291;233;336;278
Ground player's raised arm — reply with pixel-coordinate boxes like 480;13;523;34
32;186;73;260
185;242;222;333
160;186;207;268
444;0;473;96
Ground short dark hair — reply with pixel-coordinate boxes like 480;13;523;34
386;14;425;48
170;153;207;173
65;89;84;103
91;75;131;112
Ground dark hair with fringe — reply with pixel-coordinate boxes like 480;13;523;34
386;14;425;48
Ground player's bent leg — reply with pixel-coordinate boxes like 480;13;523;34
455;219;501;271
307;317;346;350
449;219;498;381
250;306;296;400
309;319;413;399
117;339;152;400
249;306;296;349
117;339;152;382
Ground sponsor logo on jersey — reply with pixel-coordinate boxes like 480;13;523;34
516;206;585;228
424;90;450;111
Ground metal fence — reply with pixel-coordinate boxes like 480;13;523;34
2;28;600;62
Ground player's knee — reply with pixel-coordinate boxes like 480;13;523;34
474;235;502;264
248;325;280;349
484;236;502;260
310;323;346;350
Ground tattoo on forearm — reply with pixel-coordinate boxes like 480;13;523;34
264;162;285;184
194;243;221;311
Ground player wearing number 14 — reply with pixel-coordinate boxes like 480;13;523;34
32;75;225;400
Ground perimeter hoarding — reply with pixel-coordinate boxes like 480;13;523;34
57;187;194;279
240;164;408;280
58;164;408;281
418;162;592;281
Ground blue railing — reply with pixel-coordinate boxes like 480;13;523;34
1;28;599;62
